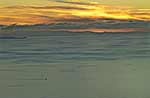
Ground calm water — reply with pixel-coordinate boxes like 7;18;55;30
0;31;150;98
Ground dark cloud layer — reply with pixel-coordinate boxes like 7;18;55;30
5;5;91;10
53;0;97;6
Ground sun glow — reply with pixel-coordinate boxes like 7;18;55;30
0;1;150;25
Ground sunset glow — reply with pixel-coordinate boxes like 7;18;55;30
0;0;150;25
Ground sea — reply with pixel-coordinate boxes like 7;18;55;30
0;31;150;98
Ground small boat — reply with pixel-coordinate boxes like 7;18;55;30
0;36;27;39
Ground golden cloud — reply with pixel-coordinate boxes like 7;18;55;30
0;1;150;25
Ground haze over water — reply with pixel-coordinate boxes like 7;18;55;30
0;31;150;98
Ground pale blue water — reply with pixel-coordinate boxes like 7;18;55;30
0;31;150;98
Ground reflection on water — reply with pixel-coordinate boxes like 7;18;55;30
0;32;150;98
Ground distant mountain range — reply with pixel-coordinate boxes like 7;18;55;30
0;19;149;32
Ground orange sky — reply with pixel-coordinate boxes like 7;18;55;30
0;0;150;25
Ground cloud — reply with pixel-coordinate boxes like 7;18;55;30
5;5;91;11
0;1;150;25
53;0;97;6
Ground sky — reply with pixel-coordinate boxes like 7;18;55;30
0;0;150;8
0;0;150;25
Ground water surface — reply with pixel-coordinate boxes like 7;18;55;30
0;31;150;98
